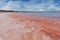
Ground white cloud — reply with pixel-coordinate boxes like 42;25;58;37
46;4;60;11
0;0;7;8
0;0;60;11
0;1;23;11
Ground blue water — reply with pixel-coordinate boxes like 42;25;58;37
19;12;60;17
1;11;60;18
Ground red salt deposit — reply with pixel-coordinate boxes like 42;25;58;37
0;13;60;40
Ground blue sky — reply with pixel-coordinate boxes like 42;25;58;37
0;0;60;11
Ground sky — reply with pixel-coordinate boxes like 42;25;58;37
0;0;60;11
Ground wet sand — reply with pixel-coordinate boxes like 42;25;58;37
0;12;60;40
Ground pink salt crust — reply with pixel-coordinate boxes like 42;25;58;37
0;13;60;40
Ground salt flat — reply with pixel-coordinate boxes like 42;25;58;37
0;12;60;40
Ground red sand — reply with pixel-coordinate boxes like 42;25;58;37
0;13;60;40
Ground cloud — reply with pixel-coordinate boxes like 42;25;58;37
0;0;7;8
0;0;60;11
1;1;23;11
